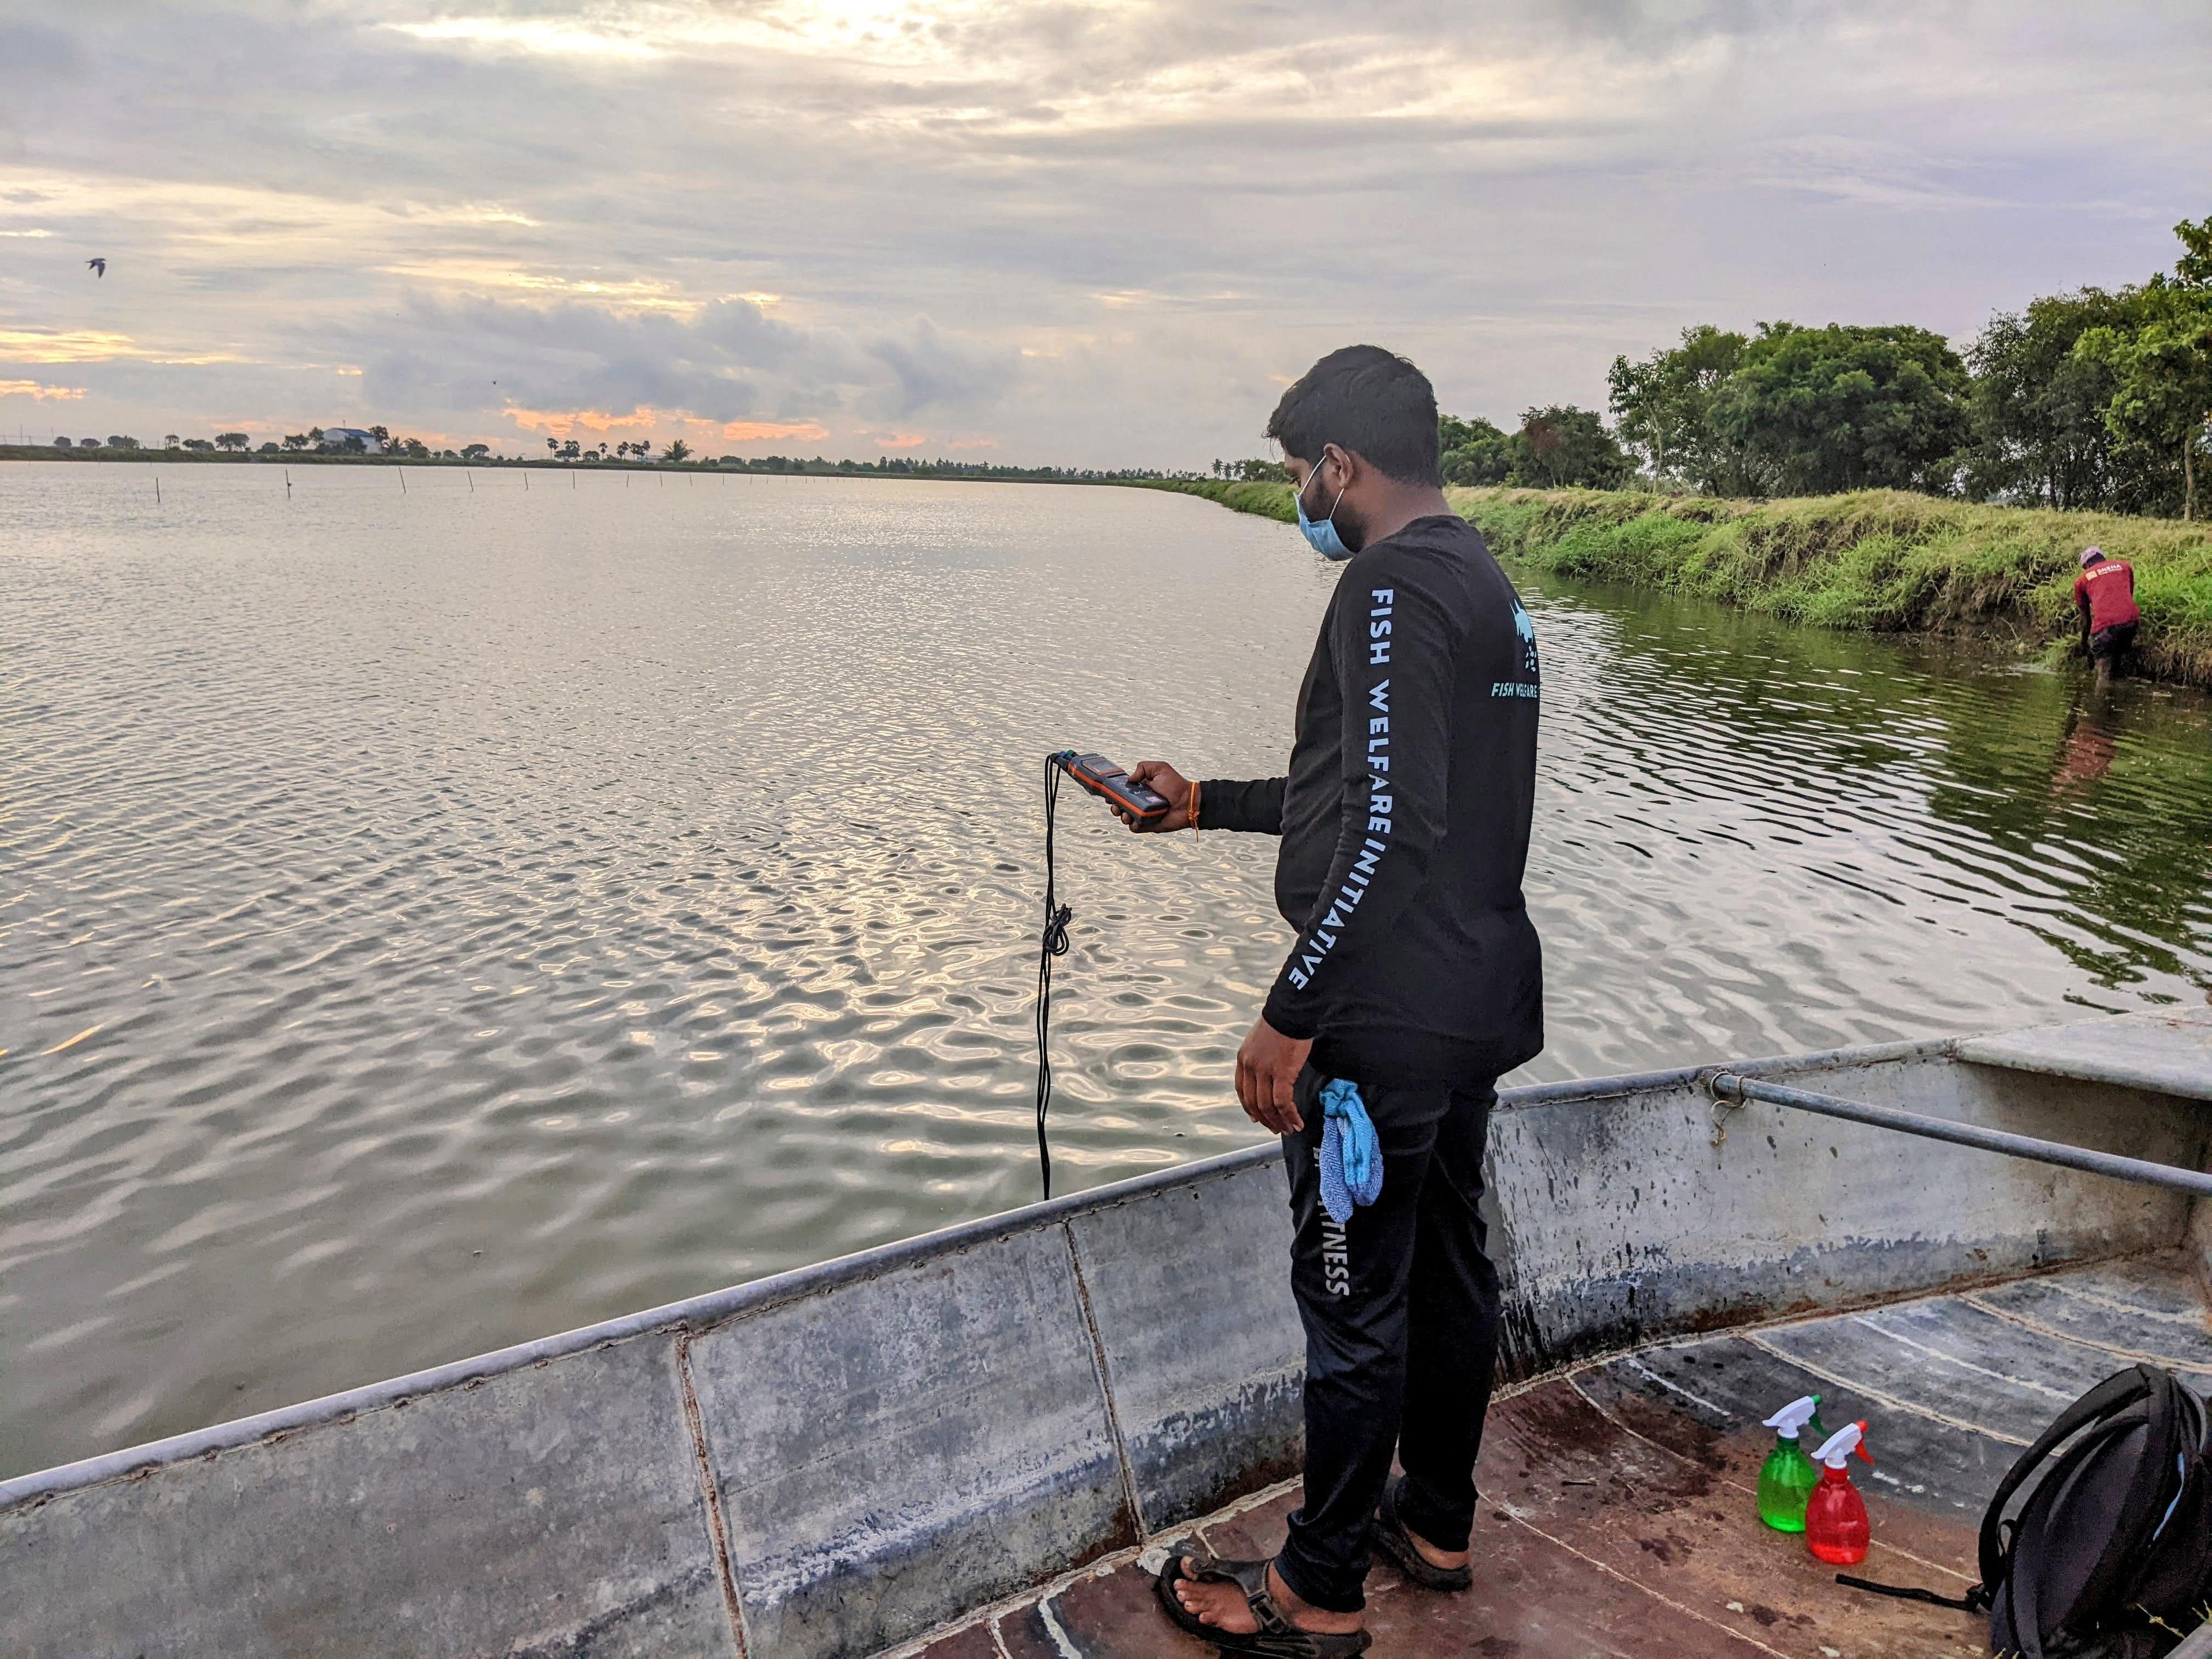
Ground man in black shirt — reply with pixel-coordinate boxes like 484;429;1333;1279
1124;346;1543;1653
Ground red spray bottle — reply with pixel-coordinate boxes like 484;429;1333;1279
1805;1421;1873;1565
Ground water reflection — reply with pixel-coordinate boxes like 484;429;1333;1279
1519;577;2212;1056
2049;698;2120;800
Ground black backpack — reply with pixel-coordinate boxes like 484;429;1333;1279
1843;1365;2212;1657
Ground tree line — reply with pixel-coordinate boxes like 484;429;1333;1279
31;427;1215;486
1226;214;2211;520
1605;213;2211;518
47;426;490;460
1217;407;1637;493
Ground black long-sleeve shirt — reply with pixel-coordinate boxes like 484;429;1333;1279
1201;514;1543;1087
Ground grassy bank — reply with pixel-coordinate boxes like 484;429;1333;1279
1140;479;2212;685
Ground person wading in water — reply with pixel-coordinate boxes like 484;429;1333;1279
2075;546;2141;685
1111;345;1544;1656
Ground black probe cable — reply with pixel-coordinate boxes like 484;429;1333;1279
1034;752;1074;1199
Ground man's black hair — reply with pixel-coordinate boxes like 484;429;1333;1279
1266;344;1441;486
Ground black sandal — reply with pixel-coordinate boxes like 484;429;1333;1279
1370;1475;1472;1592
1153;1550;1373;1657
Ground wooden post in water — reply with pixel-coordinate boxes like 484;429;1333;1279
152;468;160;505
399;467;407;495
467;469;474;493
285;469;291;499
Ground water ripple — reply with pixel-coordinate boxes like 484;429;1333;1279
3;462;2209;1476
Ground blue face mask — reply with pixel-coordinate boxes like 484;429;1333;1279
1294;456;1353;560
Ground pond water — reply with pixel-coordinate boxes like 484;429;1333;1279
5;461;2209;1477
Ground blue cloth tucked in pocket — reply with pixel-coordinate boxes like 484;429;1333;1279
1318;1077;1384;1225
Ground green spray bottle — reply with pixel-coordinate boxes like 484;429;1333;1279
1757;1395;1825;1532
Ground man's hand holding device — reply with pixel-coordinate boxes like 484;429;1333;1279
1116;760;1195;832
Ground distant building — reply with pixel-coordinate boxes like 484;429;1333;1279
320;427;382;453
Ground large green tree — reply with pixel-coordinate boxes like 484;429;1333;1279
1714;323;1971;495
1435;408;1633;488
2086;298;2212;521
1607;325;1771;494
1438;414;1514;485
1509;405;1634;489
1964;289;2145;509
2090;217;2212;519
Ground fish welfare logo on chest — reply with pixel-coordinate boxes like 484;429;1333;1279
1493;600;1541;698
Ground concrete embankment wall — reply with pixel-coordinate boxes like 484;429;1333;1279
3;1040;2205;1659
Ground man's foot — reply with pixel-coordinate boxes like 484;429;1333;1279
1403;1527;1469;1573
1172;1556;1363;1638
1372;1476;1475;1592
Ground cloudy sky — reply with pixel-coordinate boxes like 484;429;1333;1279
1;1;2206;465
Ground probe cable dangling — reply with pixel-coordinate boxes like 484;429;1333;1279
1033;752;1075;1199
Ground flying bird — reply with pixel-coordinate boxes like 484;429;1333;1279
86;258;106;278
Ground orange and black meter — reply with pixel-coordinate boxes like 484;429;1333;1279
1055;752;1171;823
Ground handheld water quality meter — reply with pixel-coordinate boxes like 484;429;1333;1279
1031;748;1169;1203
1054;751;1171;823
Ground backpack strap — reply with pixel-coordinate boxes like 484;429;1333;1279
2012;1520;2051;1659
1835;1574;1986;1612
1978;1365;2157;1594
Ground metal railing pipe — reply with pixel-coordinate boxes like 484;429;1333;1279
1707;1072;2212;1198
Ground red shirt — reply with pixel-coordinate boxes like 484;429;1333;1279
2074;559;2139;631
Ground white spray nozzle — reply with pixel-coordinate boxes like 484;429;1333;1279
1812;1421;1872;1469
1762;1395;1821;1440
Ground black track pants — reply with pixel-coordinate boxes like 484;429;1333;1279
1272;1066;1502;1615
